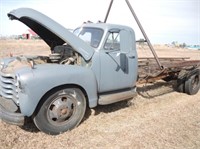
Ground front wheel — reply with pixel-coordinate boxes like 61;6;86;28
33;87;86;135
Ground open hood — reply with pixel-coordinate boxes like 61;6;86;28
7;8;94;61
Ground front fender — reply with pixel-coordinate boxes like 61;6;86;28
16;64;98;116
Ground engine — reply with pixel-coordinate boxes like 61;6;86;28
49;45;79;65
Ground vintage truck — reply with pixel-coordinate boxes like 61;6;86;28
0;5;200;135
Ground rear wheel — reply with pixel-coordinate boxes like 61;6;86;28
33;87;86;135
176;79;185;93
176;70;187;93
185;73;200;95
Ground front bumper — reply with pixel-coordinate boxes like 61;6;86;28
0;96;24;126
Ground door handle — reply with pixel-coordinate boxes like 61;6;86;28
128;53;135;58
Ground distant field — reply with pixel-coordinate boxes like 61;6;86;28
0;39;49;58
0;39;200;149
1;39;199;59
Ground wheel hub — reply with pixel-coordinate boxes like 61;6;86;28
60;108;68;115
47;94;76;124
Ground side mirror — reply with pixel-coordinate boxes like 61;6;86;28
120;53;128;73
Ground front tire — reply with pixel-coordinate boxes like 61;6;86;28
33;87;86;135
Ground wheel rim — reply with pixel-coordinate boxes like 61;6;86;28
47;91;77;125
191;75;199;90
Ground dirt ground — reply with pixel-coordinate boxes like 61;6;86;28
0;40;200;149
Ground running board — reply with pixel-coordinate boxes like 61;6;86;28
98;87;137;105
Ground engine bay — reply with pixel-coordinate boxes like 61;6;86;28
49;44;80;65
30;44;85;66
47;44;92;67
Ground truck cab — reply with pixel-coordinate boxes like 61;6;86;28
74;23;138;95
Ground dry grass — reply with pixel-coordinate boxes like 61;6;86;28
0;40;200;149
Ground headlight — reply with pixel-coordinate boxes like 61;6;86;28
0;60;4;70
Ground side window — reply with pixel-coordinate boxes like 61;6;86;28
104;32;120;50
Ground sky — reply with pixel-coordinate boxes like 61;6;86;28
0;0;199;45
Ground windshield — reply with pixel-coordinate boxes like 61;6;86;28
74;27;103;48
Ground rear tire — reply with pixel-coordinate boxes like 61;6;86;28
33;87;86;135
176;78;185;93
185;73;200;95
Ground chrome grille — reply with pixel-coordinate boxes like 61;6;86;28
0;73;19;103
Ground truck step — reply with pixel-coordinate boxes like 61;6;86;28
98;87;137;105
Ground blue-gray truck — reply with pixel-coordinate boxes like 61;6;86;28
0;1;200;135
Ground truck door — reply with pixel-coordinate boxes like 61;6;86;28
99;28;138;92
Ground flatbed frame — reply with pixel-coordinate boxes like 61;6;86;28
138;57;200;84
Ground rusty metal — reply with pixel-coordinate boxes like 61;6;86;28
124;0;163;70
137;75;169;84
104;0;114;23
137;58;200;84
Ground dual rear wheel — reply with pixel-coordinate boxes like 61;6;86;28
177;70;200;95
